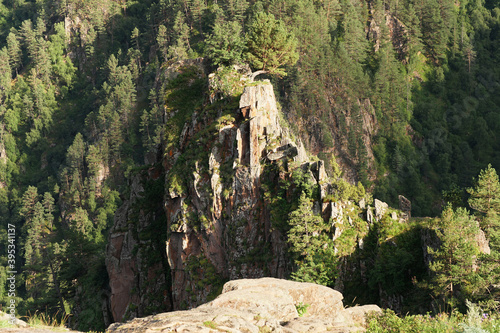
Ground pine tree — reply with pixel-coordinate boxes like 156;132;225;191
128;27;142;82
168;11;191;61
25;201;45;266
287;192;335;285
373;31;408;124
49;22;76;89
42;192;55;229
6;30;21;74
20;20;36;58
140;89;163;155
468;164;500;215
0;47;11;102
468;165;500;253
245;11;299;79
66;133;86;177
342;0;369;64
187;0;206;32
157;25;169;61
225;0;249;23
20;187;63;313
416;0;451;62
287;192;325;257
20;186;39;223
428;205;479;308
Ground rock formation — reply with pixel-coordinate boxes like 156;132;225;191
398;195;411;220
107;278;381;333
105;60;484;324
105;61;382;321
0;311;29;328
164;79;303;310
374;199;388;221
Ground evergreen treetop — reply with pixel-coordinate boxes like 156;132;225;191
245;11;299;79
468;164;500;215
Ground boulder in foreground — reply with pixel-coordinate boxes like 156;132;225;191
107;278;381;333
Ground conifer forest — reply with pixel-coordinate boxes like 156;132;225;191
0;0;500;331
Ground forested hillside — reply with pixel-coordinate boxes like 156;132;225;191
0;0;499;331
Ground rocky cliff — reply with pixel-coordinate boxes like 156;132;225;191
107;277;382;333
163;62;329;310
105;61;377;321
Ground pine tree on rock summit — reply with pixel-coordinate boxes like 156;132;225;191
245;11;299;80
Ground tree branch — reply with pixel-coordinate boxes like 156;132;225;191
249;70;269;81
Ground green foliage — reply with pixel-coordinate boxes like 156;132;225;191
366;305;500;333
467;165;500;256
168;11;191;61
206;20;245;66
288;192;337;285
291;168;317;199
203;320;217;329
287;192;325;257
0;0;498;329
25;311;69;330
295;302;309;317
208;66;246;100
245;11;299;77
366;309;463;332
261;160;292;232
185;255;226;305
368;221;426;298
428;206;480;309
468;164;500;215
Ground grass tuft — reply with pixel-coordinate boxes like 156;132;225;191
24;310;70;331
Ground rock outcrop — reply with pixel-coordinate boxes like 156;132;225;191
104;61;431;323
374;199;388;221
477;228;491;255
107;278;381;333
164;79;298;310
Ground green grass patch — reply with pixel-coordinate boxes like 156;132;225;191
203;320;217;329
295;302;310;317
21;311;70;331
366;307;500;333
0;320;15;328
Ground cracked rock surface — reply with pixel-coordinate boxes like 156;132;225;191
107;278;381;333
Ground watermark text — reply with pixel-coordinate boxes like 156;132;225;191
7;223;17;324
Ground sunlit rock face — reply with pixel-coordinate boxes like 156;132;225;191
107;278;381;333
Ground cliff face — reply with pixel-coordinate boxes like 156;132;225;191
106;61;491;322
105;62;339;319
106;168;172;322
165;78;309;310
